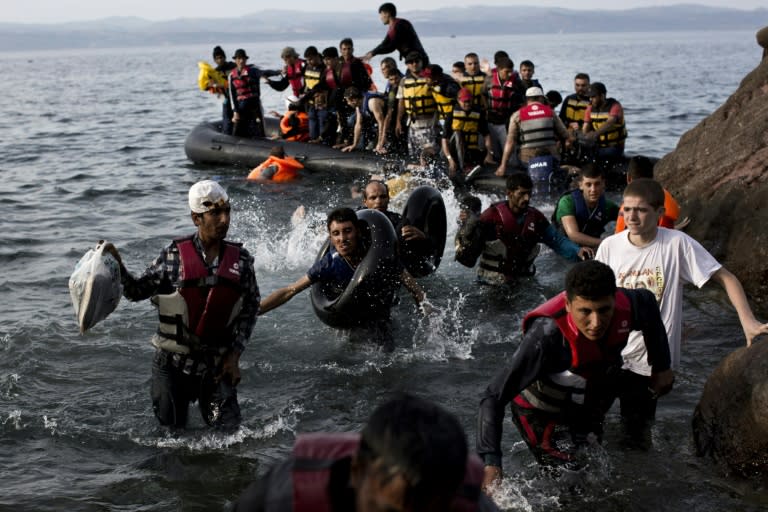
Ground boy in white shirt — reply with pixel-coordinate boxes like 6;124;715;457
596;178;768;422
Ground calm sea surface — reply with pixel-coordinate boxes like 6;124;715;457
1;31;766;511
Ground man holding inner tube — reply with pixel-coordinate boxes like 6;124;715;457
259;207;426;346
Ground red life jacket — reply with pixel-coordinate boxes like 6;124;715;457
291;433;483;512
523;290;633;374
230;65;260;102
493;202;546;259
176;237;243;346
324;66;340;90
488;68;515;121
518;102;556;149
339;59;355;88
285;58;306;97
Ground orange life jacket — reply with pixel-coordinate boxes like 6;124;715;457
247;155;304;182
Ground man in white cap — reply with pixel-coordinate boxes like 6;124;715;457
495;86;573;177
105;180;259;430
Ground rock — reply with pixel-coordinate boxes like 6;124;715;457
655;27;768;309
692;341;768;476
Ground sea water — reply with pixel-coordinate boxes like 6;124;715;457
0;31;766;511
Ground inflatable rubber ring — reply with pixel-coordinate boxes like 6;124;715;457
310;209;401;328
400;186;447;278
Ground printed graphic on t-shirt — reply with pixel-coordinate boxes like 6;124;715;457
615;266;665;303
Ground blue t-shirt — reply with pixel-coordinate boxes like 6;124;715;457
307;248;355;297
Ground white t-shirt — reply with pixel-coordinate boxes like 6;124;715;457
595;228;721;375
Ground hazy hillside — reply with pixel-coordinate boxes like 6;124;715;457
0;5;765;51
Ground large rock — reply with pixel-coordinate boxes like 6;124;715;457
655;28;768;308
692;340;768;476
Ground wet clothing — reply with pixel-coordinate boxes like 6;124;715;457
234;433;500;512
369;17;429;64
554;190;619;238
442;105;489;168
307;247;357;299
459;202;580;283
121;233;259;428
247;155;304;182
477;288;670;466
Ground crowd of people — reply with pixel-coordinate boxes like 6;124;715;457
203;2;628;184
100;3;768;509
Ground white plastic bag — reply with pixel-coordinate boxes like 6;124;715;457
69;241;122;333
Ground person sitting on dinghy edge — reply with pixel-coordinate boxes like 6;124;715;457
455;172;593;285
104;180;259;430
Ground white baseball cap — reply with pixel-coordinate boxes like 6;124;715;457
188;180;229;213
526;86;544;98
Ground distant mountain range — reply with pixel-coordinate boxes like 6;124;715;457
1;4;765;52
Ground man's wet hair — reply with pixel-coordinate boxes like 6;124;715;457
363;180;389;199
459;194;482;215
452;61;465;73
379;2;396;16
358;394;467;510
575;72;590;81
565;260;617;301
326;207;358;230
493;50;510;65
579;164;605;180
340;37;354;48
304;46;319;59
464;52;479;61
545;90;562;108
624;178;665;209
520;60;535;69
627;155;655;180
506;172;533;192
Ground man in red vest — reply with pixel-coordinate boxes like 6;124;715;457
477;260;673;488
495;86;573;177
235;394;499;511
104;180;260;429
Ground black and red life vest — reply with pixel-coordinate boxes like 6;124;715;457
230;65;262;102
285;58;307;97
517;290;633;415
487;68;516;124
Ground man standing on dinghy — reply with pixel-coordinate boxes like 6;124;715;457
259;207;426;345
363;3;429;66
104;180;259;430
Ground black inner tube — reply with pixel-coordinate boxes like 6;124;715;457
310;209;401;328
400;186;447;278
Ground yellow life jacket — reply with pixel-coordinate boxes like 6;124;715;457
431;84;455;121
197;61;227;91
401;74;436;118
451;108;481;150
562;94;590;126
589;98;627;147
459;73;486;106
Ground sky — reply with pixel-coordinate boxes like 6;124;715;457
2;0;765;24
